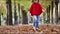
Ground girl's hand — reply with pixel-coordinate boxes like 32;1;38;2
27;11;31;16
42;9;45;12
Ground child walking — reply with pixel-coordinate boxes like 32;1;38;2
29;0;43;30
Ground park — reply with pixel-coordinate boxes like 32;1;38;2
0;0;60;34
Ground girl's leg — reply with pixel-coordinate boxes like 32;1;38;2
33;15;39;29
33;15;36;27
35;15;39;28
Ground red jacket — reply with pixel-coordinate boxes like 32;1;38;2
29;2;43;16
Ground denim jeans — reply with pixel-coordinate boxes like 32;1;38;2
33;15;39;28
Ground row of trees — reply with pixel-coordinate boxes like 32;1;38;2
46;0;59;24
0;0;59;25
6;0;28;25
0;0;30;25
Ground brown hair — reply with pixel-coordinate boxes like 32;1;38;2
32;0;39;3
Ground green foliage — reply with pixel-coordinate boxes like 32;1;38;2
18;0;51;10
0;0;6;15
0;0;52;15
16;0;31;10
0;7;2;15
0;6;6;15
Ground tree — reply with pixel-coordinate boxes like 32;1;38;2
0;15;1;25
0;4;4;25
21;6;28;24
50;1;54;24
6;0;12;25
18;3;21;24
47;5;50;24
0;12;1;25
55;0;59;24
14;0;18;25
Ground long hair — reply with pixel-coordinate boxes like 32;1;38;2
32;0;39;3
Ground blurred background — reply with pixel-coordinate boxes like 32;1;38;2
0;0;60;26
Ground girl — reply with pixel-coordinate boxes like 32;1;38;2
29;0;44;30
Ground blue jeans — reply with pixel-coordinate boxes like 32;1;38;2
33;15;39;28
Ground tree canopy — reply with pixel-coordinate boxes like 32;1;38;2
0;0;51;15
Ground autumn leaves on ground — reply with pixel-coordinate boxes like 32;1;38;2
0;24;60;34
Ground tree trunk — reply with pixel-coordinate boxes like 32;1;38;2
0;15;1;25
51;1;53;24
47;5;50;24
14;0;17;25
43;12;46;23
18;3;20;24
21;6;28;24
46;7;48;24
55;0;59;24
6;0;12;25
22;10;28;24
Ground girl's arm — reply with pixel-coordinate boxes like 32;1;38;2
39;4;45;12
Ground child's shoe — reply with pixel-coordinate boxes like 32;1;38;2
33;27;36;30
